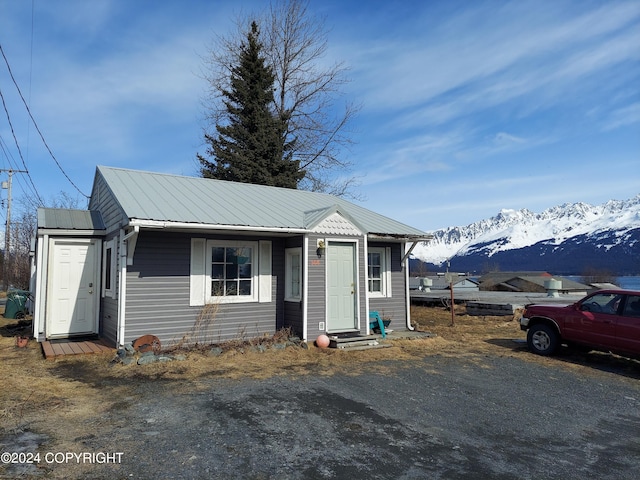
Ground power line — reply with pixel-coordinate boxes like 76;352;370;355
0;43;89;199
0;88;45;205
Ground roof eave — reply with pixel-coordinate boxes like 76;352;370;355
128;218;308;235
368;233;434;242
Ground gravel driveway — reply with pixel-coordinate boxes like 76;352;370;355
17;353;635;480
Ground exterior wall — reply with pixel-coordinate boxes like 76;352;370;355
123;231;284;346
283;237;304;337
306;233;326;340
306;233;367;340
89;171;127;345
369;242;408;331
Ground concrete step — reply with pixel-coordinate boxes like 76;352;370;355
328;334;382;350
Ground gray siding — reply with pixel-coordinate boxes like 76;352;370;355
100;296;118;346
369;242;408;331
88;173;127;235
123;231;283;346
306;233;326;340
283;237;304;337
89;172;127;345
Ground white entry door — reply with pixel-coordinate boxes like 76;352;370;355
326;241;358;332
47;239;100;338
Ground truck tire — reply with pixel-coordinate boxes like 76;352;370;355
526;324;559;356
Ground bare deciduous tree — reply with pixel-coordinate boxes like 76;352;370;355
200;0;360;197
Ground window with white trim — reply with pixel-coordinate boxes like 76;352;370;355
208;240;258;302
102;238;116;298
285;247;302;301
367;247;391;297
190;238;272;306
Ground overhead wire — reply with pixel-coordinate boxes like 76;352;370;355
0;43;89;199
0;87;45;206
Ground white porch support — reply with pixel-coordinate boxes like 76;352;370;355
403;242;414;331
302;234;309;341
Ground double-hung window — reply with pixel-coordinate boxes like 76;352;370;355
367;247;391;297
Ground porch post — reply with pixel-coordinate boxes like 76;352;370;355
117;229;128;347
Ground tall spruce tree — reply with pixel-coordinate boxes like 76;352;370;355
198;22;303;188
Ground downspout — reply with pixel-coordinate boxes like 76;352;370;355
117;226;139;347
403;241;414;331
363;235;370;335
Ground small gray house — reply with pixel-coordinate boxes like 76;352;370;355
32;166;431;347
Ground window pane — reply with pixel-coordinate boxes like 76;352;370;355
225;280;237;295
212;280;224;296
291;256;300;296
105;248;112;289
623;295;640;318
239;263;251;278
226;263;238;279
226;248;238;264
239;280;251;295
212;264;224;279
212;247;224;263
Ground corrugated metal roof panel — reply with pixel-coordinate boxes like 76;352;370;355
96;166;428;237
38;208;105;231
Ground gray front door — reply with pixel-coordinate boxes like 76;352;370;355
326;241;357;332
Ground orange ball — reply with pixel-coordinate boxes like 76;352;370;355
316;334;330;349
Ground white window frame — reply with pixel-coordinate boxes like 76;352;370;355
190;238;271;306
367;247;392;298
206;239;259;304
102;238;117;298
285;247;302;302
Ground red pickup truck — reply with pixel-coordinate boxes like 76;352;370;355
520;289;640;359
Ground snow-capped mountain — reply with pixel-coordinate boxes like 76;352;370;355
412;195;640;275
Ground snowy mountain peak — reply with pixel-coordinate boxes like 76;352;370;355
413;195;640;270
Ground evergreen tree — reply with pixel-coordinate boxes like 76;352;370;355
198;22;303;188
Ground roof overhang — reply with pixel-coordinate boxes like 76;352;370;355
37;228;106;237
368;233;434;242
128;218;308;235
128;219;434;241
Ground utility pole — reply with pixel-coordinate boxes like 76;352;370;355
1;169;28;290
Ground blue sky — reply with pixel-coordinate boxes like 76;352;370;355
0;0;638;232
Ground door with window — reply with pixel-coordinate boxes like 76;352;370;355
326;241;358;332
47;239;100;338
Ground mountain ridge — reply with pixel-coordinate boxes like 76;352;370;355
412;194;640;275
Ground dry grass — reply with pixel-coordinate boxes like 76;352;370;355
1;303;638;474
0;306;522;434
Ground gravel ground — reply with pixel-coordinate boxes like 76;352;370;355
7;353;638;479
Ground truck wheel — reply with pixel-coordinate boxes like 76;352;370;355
527;324;559;356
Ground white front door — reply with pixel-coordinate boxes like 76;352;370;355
47;239;100;338
326;241;358;332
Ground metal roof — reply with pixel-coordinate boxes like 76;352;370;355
37;208;105;231
94;166;430;238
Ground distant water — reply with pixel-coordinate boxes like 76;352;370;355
565;276;640;290
617;276;640;290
